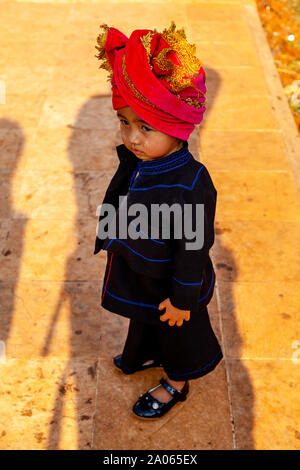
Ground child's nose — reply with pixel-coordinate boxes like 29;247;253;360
129;129;142;146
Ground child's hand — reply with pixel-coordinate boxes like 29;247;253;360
158;298;190;327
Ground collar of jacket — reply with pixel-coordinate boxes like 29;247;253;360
134;141;191;175
116;141;191;175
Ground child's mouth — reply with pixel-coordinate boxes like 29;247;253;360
132;148;143;154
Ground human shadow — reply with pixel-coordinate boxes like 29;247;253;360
0;119;27;363
40;94;126;449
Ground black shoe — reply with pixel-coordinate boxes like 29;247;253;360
113;354;163;374
132;377;189;419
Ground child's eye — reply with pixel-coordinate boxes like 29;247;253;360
141;125;152;132
120;119;129;126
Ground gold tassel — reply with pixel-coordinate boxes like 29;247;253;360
140;31;153;65
140;21;204;96
160;21;202;93
95;23;113;82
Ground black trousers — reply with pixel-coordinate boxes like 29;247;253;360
120;305;223;381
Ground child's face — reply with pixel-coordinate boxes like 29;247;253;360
116;106;183;161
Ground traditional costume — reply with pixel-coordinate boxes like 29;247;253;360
94;23;222;381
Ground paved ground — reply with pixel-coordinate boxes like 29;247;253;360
0;0;299;450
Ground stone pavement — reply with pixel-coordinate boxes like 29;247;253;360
0;0;299;450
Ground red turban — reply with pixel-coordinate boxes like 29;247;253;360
95;22;207;140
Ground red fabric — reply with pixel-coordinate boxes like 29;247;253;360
104;27;206;140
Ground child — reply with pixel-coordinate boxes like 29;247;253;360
93;22;223;419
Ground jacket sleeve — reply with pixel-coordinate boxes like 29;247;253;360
94;146;139;254
169;166;217;311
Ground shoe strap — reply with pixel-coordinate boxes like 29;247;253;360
160;378;184;397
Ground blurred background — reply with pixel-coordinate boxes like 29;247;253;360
256;0;300;133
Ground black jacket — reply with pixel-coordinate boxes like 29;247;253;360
94;142;217;319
